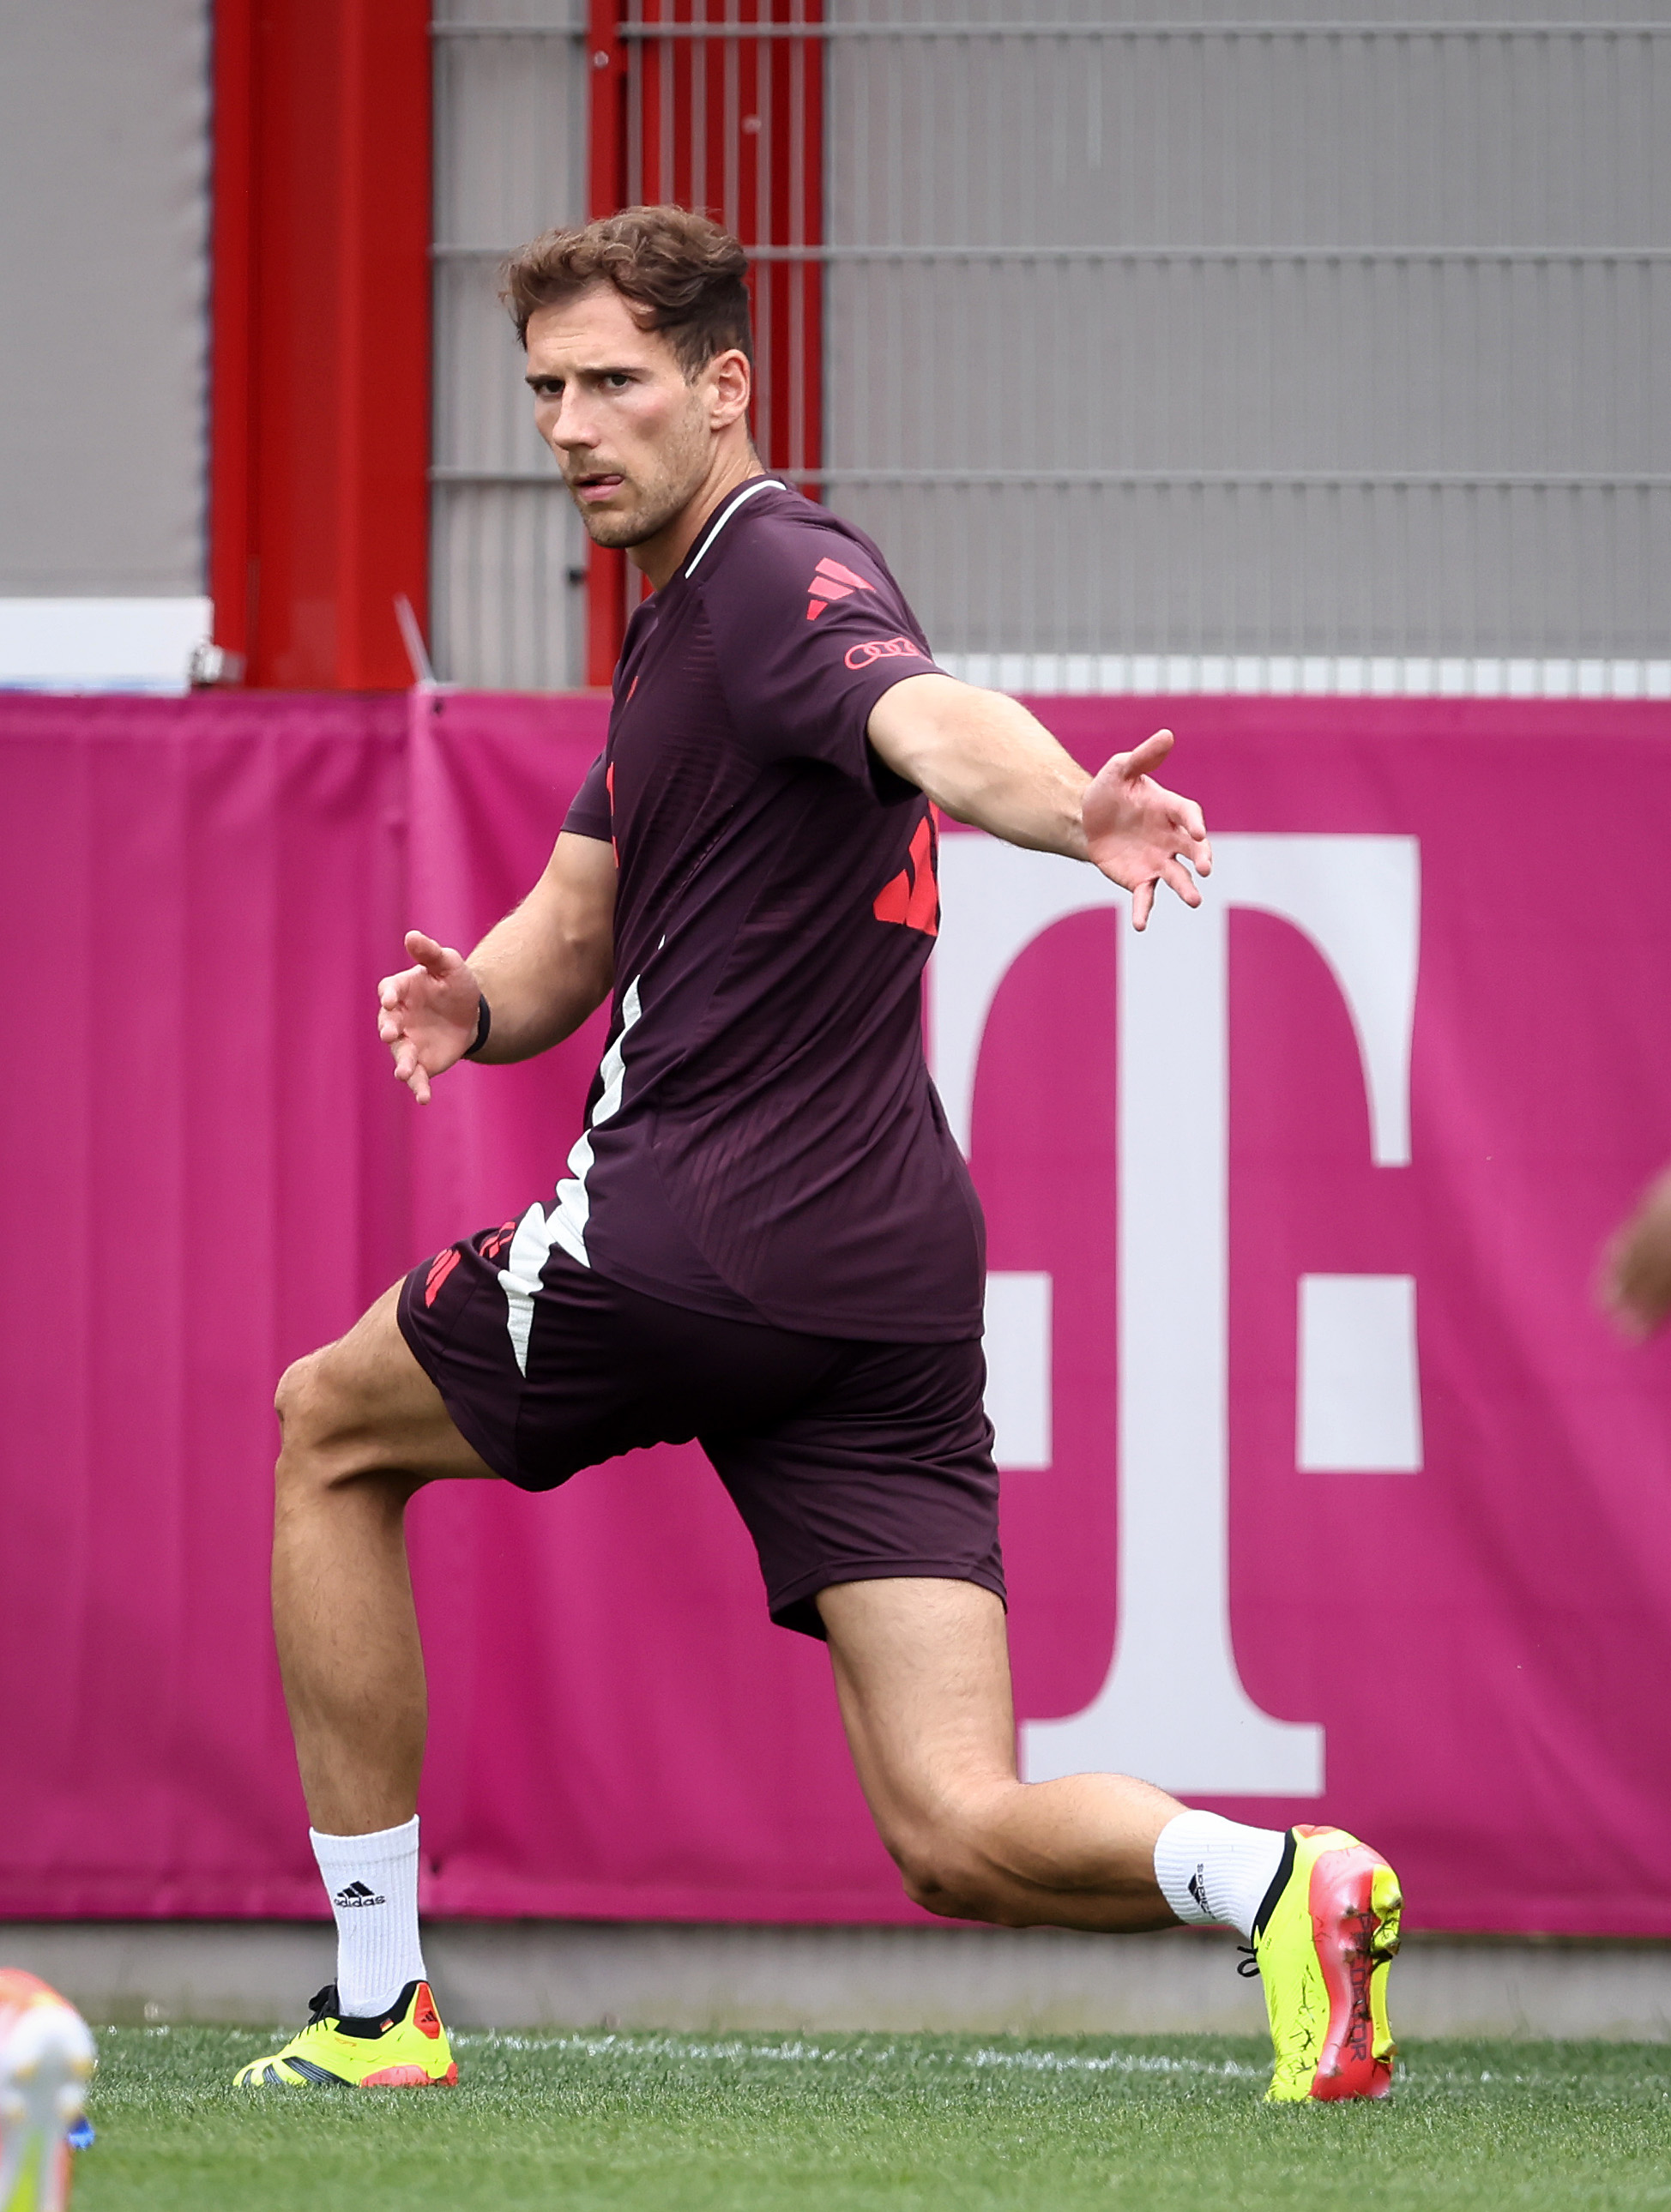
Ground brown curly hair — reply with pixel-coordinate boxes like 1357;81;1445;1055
501;206;752;378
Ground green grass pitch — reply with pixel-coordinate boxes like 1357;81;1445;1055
72;2024;1671;2211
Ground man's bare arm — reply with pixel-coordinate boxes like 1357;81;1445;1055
466;831;617;1058
866;672;1211;931
868;674;1092;856
377;830;616;1101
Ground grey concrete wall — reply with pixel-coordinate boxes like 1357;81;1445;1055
5;1920;1671;2041
0;0;209;596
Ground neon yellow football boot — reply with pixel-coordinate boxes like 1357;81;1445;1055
0;1971;96;2212
1250;1825;1402;2102
234;1980;457;2089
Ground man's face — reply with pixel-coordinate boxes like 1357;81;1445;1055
524;284;735;550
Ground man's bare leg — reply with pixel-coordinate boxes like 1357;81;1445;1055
234;1286;492;2081
272;1283;495;1835
818;1579;1403;2101
817;1576;1184;1932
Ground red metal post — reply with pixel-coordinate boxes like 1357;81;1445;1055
209;0;431;690
582;0;824;686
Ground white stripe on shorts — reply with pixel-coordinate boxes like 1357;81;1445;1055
498;971;646;1375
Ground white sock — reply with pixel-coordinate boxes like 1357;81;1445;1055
311;1817;427;2017
1153;1811;1288;1939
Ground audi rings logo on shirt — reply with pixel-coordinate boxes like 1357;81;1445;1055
844;636;926;672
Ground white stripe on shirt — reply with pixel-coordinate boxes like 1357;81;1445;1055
683;478;784;579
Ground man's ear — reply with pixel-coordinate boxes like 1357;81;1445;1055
706;347;752;431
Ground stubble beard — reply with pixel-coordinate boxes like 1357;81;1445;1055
577;479;687;551
570;410;710;551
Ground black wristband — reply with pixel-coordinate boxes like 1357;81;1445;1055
461;993;492;1060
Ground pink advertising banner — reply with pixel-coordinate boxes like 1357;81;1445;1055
3;688;1671;1935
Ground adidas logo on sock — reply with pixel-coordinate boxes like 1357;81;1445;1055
1187;1869;1208;1911
333;1880;387;1909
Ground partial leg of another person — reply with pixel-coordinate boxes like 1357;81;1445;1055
238;1278;497;2088
817;1576;1402;2102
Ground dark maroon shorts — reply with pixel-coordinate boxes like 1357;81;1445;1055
396;1222;1003;1640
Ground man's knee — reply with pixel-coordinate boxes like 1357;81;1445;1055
273;1354;314;1437
896;1847;1009;1925
272;1285;472;1498
274;1339;378;1489
887;1808;1017;1926
274;1353;335;1496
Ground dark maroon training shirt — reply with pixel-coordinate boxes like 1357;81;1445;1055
546;476;984;1341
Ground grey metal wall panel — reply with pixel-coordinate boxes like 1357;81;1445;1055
431;7;589;688
431;479;586;692
0;0;209;595
834;476;1671;662
431;4;1667;676
823;7;1668;665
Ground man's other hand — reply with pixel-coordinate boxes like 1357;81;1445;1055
1603;1164;1671;1339
1082;728;1213;931
377;931;482;1104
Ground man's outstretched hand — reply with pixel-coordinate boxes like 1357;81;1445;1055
1082;728;1213;930
377;931;482;1103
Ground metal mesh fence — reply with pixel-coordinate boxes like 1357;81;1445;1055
431;7;1670;692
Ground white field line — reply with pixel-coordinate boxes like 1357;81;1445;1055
452;2029;1264;2081
119;2023;1671;2096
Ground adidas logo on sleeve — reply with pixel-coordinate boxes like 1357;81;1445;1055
805;556;876;620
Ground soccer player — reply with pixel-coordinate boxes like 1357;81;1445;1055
237;208;1400;2103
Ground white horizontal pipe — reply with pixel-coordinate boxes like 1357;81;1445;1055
937;653;1671;701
